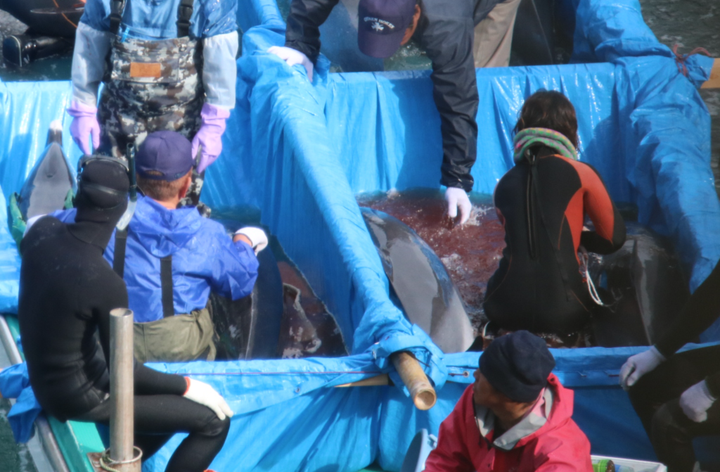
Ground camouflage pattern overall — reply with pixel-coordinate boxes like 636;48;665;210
98;35;209;214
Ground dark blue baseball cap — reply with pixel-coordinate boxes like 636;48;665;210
358;0;416;58
136;131;194;181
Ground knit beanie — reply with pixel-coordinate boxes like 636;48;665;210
479;330;556;403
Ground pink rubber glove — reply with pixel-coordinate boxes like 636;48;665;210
192;103;230;174
67;100;100;155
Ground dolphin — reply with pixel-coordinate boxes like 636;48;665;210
588;222;690;347
16;120;75;220
361;207;475;353
209;245;285;360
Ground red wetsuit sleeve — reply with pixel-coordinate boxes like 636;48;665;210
569;160;626;255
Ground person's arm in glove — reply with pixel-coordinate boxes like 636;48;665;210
619;346;666;390
445;187;472;225
183;378;234;421
195;31;239;173
234;227;268;255
680;380;717;422
68;22;112;155
267;46;314;82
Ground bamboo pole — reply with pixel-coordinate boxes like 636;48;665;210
701;59;720;89
391;351;437;410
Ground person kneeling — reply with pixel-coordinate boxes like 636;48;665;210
425;331;592;471
53;131;265;362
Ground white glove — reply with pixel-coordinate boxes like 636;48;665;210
445;187;472;225
183;378;234;421
680;380;717;423
267;46;314;82
619;346;666;390
235;227;268;255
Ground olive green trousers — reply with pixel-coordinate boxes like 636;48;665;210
134;308;216;363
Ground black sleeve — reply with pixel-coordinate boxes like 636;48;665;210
93;275;187;396
284;0;340;64
655;259;720;358
420;3;478;193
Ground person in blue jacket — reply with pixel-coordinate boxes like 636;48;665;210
67;0;239;213
53;131;266;362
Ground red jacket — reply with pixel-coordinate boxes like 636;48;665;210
425;374;592;472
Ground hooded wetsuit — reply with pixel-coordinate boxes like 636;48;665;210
19;160;229;470
483;147;626;334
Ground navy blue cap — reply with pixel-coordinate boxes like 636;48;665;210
136;131;194;181
358;0;416;58
479;331;556;403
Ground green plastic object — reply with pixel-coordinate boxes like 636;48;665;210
7;193;26;248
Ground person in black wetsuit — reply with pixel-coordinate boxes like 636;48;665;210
19;158;233;471
619;259;720;471
483;90;626;336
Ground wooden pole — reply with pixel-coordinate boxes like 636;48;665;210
391;351;437;410
701;58;720;89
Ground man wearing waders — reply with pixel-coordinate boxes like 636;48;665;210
20;159;233;471
67;0;238;214
270;0;522;225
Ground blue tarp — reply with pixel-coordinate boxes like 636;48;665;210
1;0;719;470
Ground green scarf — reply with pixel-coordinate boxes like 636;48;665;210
513;127;578;163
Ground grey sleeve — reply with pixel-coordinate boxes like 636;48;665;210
202;31;240;109
71;22;113;106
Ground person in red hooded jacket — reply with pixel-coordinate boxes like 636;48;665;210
425;330;592;472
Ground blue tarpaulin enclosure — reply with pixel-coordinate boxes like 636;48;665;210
0;0;718;470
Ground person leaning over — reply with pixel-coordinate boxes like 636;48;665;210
270;0;522;225
424;330;592;471
619;258;720;472
20;159;233;471
52;131;266;362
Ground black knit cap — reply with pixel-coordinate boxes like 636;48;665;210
479;330;555;403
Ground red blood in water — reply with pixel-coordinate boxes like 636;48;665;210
358;189;506;327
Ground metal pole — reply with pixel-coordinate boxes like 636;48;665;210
108;308;141;471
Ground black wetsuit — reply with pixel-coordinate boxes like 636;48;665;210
19;161;229;471
629;259;720;471
483;148;626;334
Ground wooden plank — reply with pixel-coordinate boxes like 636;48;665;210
701;58;720;89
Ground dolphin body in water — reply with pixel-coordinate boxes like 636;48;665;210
16;120;75;221
361;207;475;353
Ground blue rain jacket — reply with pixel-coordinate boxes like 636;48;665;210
81;0;238;39
52;196;258;323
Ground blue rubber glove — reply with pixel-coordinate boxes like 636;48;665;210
192;103;230;174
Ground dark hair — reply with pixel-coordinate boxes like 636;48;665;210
137;170;192;201
514;90;578;148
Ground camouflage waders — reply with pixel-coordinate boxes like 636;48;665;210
98;0;209;214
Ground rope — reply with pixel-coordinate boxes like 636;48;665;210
672;44;711;77
178;370;382;377
578;247;605;307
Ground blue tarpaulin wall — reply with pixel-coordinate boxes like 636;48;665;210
0;0;719;470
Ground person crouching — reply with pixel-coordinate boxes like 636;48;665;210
424;330;592;471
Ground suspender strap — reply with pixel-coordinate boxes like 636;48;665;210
176;0;194;38
113;228;128;278
160;255;175;318
110;0;126;35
